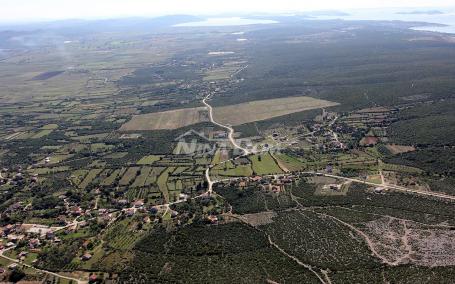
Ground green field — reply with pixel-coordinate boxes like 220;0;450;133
157;167;175;202
78;168;103;189
119;167;140;186
250;152;283;175
275;153;305;171
31;129;53;139
137;155;163;165
131;167;152;188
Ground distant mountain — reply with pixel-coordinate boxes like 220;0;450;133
0;15;204;33
305;10;350;17
0;15;204;49
396;10;444;15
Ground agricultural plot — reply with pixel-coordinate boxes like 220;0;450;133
126;187;150;201
90;143;114;153
385;144;416;155
212;161;253;177
119;167;140;186
71;133;109;141
157;167;175;202
250;153;283;175
31;129;53;139
137;155;163;165
144;167;165;186
131;167;152;188
40;123;59;130
104;152;128;159
172;166;189;175
78;168;103;189
211;149;222;165
275;153;305;171
104;219;148;250
40;154;74;165
101;168;125;186
213;96;339;126
120;107;209;130
203;66;238;81
70;169;89;186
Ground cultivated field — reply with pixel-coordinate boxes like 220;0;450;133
203;66;238;81
213;96;338;126
120;107;209;130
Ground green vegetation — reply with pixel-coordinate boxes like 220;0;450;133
122;223;321;283
250;152;283;175
260;210;381;270
216;185;295;214
1;16;455;283
389;100;455;146
137;155;162;165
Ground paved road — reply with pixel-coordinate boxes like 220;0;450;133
201;94;455;203
323;173;455;201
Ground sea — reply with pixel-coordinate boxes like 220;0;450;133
175;8;455;34
174;17;278;27
314;7;455;34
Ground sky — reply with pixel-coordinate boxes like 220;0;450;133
0;0;454;23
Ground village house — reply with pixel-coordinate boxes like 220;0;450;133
7;263;18;270
170;210;179;218
179;193;189;201
323;184;342;191
250;176;262;182
125;208;135;217
117;199;129;206
69;206;83;216
28;238;40;249
206;215;218;224
81;253;92;261
7;234;25;243
212;130;227;139
133;200;144;208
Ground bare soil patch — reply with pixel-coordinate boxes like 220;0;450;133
361;216;455;266
238;211;277;227
120;107;209;130
386;144;416;155
213;96;338;126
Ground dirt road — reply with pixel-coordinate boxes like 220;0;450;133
0;246;87;284
202;94;250;155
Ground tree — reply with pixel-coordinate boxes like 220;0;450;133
9;268;25;282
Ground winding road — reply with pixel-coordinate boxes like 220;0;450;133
202;94;251;193
202;94;250;156
3;92;451;283
201;93;455;203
